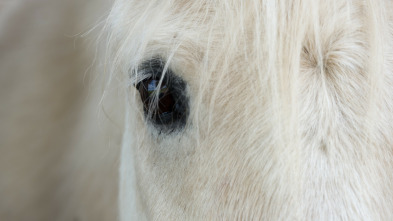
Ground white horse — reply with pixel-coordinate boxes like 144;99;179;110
1;0;393;220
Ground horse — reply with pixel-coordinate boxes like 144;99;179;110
1;0;393;220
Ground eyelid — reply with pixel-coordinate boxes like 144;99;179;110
131;70;152;87
131;58;166;86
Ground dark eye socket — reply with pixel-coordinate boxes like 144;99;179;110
135;59;188;132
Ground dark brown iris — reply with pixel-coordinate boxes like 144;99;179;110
137;78;175;123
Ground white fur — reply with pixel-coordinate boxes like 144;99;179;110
1;0;393;220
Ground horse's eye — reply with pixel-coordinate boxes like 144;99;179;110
137;77;175;124
135;59;188;132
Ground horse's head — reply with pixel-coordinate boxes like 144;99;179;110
105;0;393;219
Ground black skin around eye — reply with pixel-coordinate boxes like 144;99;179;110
135;58;189;133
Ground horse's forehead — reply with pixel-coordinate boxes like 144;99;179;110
139;0;366;53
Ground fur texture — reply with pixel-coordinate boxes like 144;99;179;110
1;0;393;220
